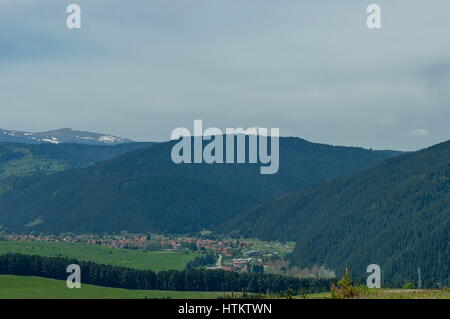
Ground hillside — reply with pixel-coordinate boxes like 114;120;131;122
0;128;133;145
0;137;399;234
224;140;450;287
0;241;199;271
0;142;152;193
0;275;228;299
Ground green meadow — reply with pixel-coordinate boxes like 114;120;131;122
0;275;229;299
306;289;450;299
0;241;200;271
2;275;448;300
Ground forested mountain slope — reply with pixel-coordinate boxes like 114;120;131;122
0;137;398;234
224;140;450;287
0;142;151;193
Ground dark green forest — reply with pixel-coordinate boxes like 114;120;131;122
225;141;450;287
0;137;396;234
0;253;333;294
0;142;152;193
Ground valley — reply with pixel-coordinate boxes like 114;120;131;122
0;240;200;271
0;134;448;297
0;232;299;275
0;137;399;234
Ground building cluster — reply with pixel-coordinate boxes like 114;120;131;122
87;235;149;249
230;258;253;272
3;233;277;274
165;237;249;256
4;233;81;243
3;233;151;249
3;233;250;257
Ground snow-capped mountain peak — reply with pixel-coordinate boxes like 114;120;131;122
0;128;133;145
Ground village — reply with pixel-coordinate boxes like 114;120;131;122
2;232;295;274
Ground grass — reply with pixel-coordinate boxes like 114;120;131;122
241;238;296;258
0;275;231;299
356;288;450;299
0;146;67;194
0;146;66;178
306;288;450;299
0;241;200;271
1;275;448;299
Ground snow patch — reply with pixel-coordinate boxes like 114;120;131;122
41;137;61;144
99;135;121;143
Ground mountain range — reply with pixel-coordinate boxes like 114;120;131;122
0;136;398;234
1;129;448;286
0;128;132;145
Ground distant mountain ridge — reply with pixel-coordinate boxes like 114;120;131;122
0;128;133;145
0;136;400;234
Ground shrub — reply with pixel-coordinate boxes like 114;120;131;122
330;268;362;299
402;282;416;289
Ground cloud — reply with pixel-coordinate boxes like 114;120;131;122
410;129;430;138
0;0;450;151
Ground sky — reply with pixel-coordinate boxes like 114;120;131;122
0;0;449;151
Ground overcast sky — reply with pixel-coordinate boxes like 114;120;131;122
1;0;449;151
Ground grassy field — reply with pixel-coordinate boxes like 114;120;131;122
1;275;448;299
0;241;200;271
242;238;296;258
0;145;67;194
307;288;450;299
0;275;230;299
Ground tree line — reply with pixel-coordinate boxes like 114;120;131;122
185;252;217;269
0;253;333;294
